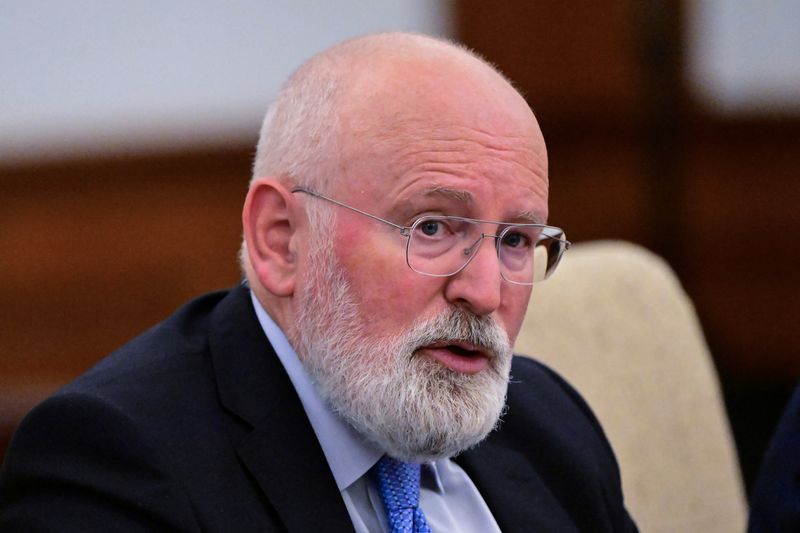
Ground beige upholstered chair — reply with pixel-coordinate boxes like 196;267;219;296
516;240;747;532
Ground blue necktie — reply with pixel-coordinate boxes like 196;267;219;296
374;456;432;533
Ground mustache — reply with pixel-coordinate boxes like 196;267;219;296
407;308;511;361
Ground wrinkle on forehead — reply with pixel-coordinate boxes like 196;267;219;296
342;84;546;170
393;132;547;177
349;119;547;175
334;46;549;208
373;125;545;158
391;127;548;197
338;120;550;216
416;186;547;224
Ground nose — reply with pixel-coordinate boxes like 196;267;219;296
443;236;503;316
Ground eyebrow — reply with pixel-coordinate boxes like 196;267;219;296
516;210;547;225
423;186;474;204
421;186;547;225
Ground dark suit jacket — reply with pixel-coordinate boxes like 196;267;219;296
749;383;800;533
0;285;637;532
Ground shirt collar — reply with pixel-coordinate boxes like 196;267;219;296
249;291;383;490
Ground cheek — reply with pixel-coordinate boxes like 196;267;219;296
334;225;435;331
497;286;532;345
331;219;532;341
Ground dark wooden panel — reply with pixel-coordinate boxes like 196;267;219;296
457;0;645;124
682;120;800;378
547;135;651;245
1;148;253;456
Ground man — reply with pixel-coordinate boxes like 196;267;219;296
1;33;636;531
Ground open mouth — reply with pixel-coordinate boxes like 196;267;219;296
444;344;483;357
418;341;491;374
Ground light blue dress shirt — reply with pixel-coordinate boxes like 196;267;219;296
250;292;502;533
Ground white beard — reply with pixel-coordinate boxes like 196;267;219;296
290;211;513;462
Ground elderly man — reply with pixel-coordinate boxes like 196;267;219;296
1;33;636;532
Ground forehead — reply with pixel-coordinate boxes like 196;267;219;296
337;56;548;220
337;101;548;223
332;54;548;219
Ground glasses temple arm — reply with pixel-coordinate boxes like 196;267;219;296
291;187;407;232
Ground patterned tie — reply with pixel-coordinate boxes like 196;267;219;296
374;456;432;533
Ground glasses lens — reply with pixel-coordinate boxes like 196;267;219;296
407;217;568;284
533;227;568;283
407;216;481;277
496;225;537;284
498;225;568;285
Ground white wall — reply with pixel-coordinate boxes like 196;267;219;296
0;1;453;163
687;0;800;115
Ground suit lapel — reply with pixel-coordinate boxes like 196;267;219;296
458;438;578;533
235;401;355;533
209;285;354;533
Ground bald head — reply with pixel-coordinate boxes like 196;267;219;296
250;32;541;193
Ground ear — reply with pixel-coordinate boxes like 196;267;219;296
242;179;300;297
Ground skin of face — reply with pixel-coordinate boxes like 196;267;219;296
295;53;549;372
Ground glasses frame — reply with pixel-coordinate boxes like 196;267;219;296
291;186;571;285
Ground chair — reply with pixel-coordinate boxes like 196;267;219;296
515;240;747;532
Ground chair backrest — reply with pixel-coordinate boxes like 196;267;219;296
515;240;747;532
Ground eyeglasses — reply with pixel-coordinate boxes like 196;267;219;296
292;186;571;285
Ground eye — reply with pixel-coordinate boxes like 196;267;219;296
419;219;441;236
501;230;532;249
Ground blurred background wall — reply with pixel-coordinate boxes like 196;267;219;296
2;0;798;497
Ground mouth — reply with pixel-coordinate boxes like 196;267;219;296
417;340;491;375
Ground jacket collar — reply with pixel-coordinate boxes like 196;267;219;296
458;436;577;533
208;285;355;533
